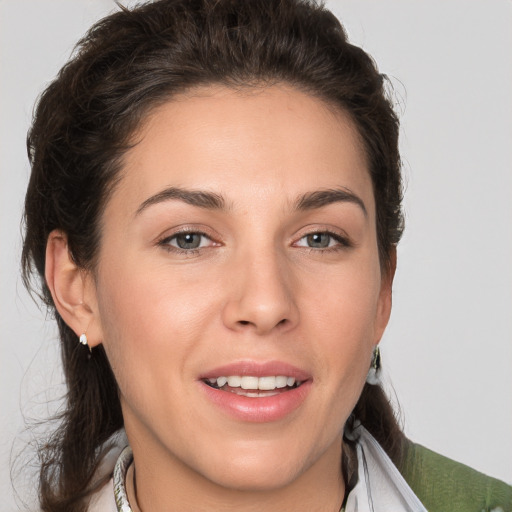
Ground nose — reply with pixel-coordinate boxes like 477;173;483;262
221;247;299;335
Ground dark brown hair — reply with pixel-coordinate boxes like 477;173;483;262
22;0;404;510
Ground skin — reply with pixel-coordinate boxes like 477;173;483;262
46;85;393;512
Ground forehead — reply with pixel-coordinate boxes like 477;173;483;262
110;84;374;216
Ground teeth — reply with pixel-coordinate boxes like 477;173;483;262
240;376;259;389
233;390;280;397
258;376;276;390
275;376;288;388
206;375;301;391
227;376;241;387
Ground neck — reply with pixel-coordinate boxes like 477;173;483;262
124;431;345;512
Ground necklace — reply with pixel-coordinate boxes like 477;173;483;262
113;447;134;512
132;465;141;512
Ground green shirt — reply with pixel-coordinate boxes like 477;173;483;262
399;441;512;512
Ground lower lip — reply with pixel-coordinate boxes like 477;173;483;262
200;381;312;423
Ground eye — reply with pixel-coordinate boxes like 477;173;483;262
304;233;332;249
295;231;349;250
160;231;214;251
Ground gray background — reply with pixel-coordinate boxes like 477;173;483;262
1;0;511;509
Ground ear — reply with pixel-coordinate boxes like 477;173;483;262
45;230;103;348
374;247;397;344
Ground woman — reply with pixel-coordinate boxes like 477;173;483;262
20;0;511;511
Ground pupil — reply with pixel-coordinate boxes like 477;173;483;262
307;233;329;248
176;233;201;249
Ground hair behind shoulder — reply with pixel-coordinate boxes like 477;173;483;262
22;1;405;509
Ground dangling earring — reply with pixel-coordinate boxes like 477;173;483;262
79;332;92;353
366;345;381;385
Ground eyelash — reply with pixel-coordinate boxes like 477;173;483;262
294;230;352;252
157;229;216;256
158;228;351;257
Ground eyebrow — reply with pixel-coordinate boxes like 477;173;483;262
135;185;367;217
135;187;226;215
295;188;367;216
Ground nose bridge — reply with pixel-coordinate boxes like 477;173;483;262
222;240;298;334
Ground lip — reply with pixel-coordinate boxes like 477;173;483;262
199;360;311;381
198;360;312;423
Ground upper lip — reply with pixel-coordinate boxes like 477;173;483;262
199;360;311;381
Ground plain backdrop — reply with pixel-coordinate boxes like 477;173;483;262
1;0;511;509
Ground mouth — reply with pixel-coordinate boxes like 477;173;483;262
202;375;304;398
199;361;312;421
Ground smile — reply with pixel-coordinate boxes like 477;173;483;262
204;375;303;397
199;363;311;422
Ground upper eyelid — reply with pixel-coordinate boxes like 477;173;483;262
157;231;219;255
162;229;210;239
155;225;351;246
162;231;211;242
291;227;354;249
159;233;217;251
295;231;349;244
291;225;350;240
157;225;218;242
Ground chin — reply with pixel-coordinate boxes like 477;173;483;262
203;460;303;492
188;436;326;493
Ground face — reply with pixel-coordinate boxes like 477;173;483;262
91;85;392;492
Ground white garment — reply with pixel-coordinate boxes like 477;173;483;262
88;426;427;511
345;425;427;512
88;483;117;512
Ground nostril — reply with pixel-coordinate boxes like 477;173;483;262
238;319;287;327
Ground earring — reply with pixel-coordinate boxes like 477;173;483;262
79;333;92;353
366;345;381;385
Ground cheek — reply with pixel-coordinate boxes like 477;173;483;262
98;253;215;336
302;257;381;385
94;257;221;399
305;257;381;337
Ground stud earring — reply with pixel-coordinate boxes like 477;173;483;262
366;345;381;385
79;332;92;353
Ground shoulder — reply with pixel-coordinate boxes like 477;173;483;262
398;439;512;512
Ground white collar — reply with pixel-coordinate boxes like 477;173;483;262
345;424;427;512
